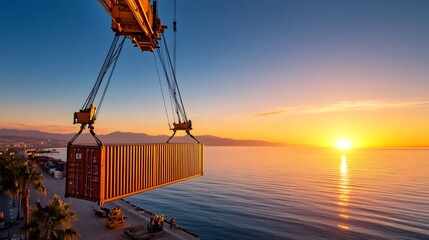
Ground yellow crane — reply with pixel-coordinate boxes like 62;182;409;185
97;0;165;52
70;0;198;145
65;0;203;206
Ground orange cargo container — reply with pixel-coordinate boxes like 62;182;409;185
65;143;204;205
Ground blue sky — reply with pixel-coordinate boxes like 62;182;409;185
1;1;428;146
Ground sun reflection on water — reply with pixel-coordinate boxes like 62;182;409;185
338;155;350;230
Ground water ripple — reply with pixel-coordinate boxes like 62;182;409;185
126;147;429;240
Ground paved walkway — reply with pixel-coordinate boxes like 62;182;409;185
28;170;199;240
0;194;21;240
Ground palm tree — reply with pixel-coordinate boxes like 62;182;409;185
0;154;24;220
26;194;79;240
0;155;46;224
19;161;46;226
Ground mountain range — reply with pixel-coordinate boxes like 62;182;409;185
0;129;284;147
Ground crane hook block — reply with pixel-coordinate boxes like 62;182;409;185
73;104;96;125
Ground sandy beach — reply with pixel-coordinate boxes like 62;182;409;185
29;170;199;240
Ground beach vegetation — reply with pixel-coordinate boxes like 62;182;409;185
25;194;79;240
0;153;23;219
0;153;46;225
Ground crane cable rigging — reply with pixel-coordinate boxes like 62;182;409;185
155;34;199;143
69;35;126;146
155;0;199;143
69;0;198;145
85;36;126;122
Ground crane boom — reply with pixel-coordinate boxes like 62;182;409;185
98;0;165;52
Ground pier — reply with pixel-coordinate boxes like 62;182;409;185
27;170;199;239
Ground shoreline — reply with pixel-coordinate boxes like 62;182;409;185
29;170;199;239
119;199;199;239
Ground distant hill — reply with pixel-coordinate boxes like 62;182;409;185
0;129;73;140
0;129;284;147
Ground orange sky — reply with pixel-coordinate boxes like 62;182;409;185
192;99;429;148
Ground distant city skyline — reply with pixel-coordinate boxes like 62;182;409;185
1;0;428;147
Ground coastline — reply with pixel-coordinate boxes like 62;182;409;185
29;170;199;239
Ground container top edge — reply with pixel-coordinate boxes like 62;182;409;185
68;143;203;147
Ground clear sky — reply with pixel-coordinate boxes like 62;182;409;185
0;0;428;147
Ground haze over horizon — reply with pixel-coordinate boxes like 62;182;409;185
1;1;428;148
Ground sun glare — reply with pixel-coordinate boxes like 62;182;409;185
336;139;352;149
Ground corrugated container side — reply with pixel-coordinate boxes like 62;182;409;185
66;143;203;205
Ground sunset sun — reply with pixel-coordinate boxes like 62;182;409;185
336;139;352;149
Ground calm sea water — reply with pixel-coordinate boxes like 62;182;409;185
48;147;429;239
